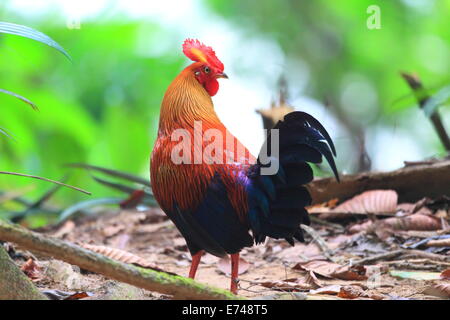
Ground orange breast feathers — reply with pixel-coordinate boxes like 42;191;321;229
150;63;255;218
151;122;255;220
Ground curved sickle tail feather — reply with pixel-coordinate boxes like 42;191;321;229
247;111;339;245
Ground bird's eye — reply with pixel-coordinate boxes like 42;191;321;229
204;66;210;73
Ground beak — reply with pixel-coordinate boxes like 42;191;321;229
216;72;228;79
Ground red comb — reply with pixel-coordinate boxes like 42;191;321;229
182;39;224;72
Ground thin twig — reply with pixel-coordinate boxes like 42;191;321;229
401;72;450;152
300;224;337;262
352;250;404;266
0;171;91;195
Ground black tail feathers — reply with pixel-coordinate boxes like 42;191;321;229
247;111;339;245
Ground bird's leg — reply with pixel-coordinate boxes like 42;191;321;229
188;250;204;279
230;253;239;294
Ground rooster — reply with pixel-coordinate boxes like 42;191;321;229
150;39;339;294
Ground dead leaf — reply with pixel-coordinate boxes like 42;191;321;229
423;282;450;298
435;209;448;219
217;256;250;275
52;220;75;238
383;214;442;231
20;258;42;281
337;285;384;300
65;291;93;300
258;273;320;292
79;243;176;275
440;269;450;280
337;285;364;299
41;289;93;300
348;220;373;234
310;284;341;295
396;203;416;214
102;224;125;238
293;260;367;280
368;214;442;240
306;198;339;214
333;190;398;214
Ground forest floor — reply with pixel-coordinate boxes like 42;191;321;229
6;193;450;300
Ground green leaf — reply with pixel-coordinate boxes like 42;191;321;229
0;88;38;110
59;198;123;222
67;163;151;187
390;270;441;280
28;176;68;209
0;127;13;138
0;171;90;195
423;85;450;117
91;176;156;205
0;21;71;60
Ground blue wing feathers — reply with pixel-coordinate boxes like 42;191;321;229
168;175;253;257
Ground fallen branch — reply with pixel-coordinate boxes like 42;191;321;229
0;246;48;300
308;160;450;204
0;220;240;300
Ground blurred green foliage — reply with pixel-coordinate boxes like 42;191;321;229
0;0;449;222
0;15;185;210
208;0;450;166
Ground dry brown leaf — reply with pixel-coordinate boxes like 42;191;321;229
347;220;373;234
310;284;342;295
52;220;75;238
41;289;93;300
423;282;450;298
333;190;398;214
306;198;339;214
337;285;364;299
383;214;442;231
337;285;384;300
102;224;125;238
217;256;250;275
441;269;450;280
65;291;92;300
435;209;448;219
79;243;175;275
367;213;443;240
396;203;416;214
258;274;320;292
293;260;367;281
20;258;42;281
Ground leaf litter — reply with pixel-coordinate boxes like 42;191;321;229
4;188;450;299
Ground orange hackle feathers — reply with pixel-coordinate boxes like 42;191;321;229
151;61;253;223
182;39;224;72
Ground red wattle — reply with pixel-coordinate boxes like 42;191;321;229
205;79;219;96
